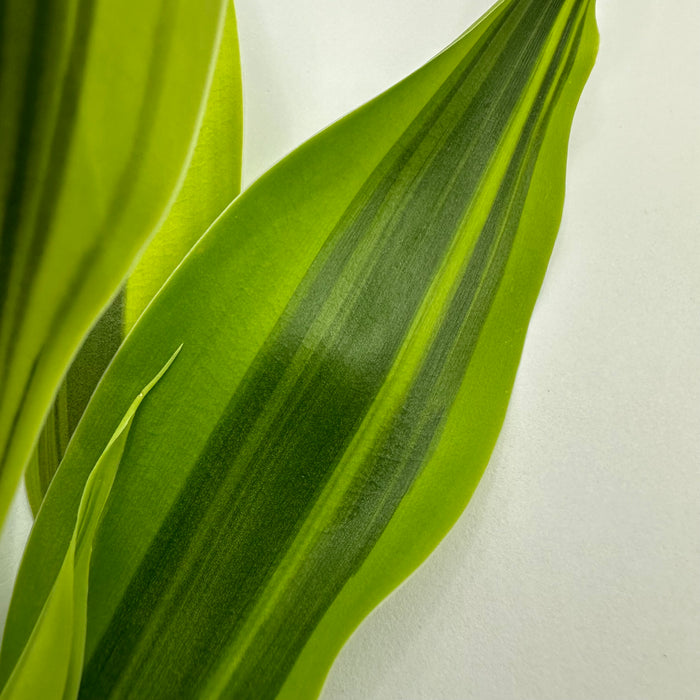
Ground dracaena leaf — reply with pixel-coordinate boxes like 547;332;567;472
1;0;599;697
0;349;179;700
24;1;243;515
0;0;229;525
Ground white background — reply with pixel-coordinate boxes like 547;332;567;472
2;1;699;698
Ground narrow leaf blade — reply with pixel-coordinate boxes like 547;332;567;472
0;0;229;525
2;0;599;696
0;349;179;699
24;0;243;514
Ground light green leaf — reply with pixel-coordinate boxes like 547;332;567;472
0;0;229;525
123;1;243;333
24;0;243;515
1;0;599;697
0;348;179;700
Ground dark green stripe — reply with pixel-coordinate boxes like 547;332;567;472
81;1;585;696
272;0;522;320
28;290;125;512
0;0;56;331
218;3;588;696
0;0;96;455
9;0;98;515
2;0;98;371
0;0;176;482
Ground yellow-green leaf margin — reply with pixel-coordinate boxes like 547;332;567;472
1;0;599;697
0;0;230;525
0;349;179;700
24;0;243;514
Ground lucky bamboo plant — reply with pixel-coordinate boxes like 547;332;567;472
0;0;598;697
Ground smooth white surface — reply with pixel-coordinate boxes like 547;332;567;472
1;1;699;698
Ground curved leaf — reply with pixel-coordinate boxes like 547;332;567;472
0;349;179;700
24;1;243;514
1;0;599;696
0;0;229;525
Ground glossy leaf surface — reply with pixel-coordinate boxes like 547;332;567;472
1;0;598;697
24;1;243;514
0;0;229;524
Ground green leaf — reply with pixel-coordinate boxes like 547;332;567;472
1;0;599;697
24;0;243;515
0;348;179;700
0;0;229;525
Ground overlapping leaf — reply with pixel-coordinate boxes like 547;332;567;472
24;1;243;514
0;350;179;700
1;0;599;697
0;0;229;525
